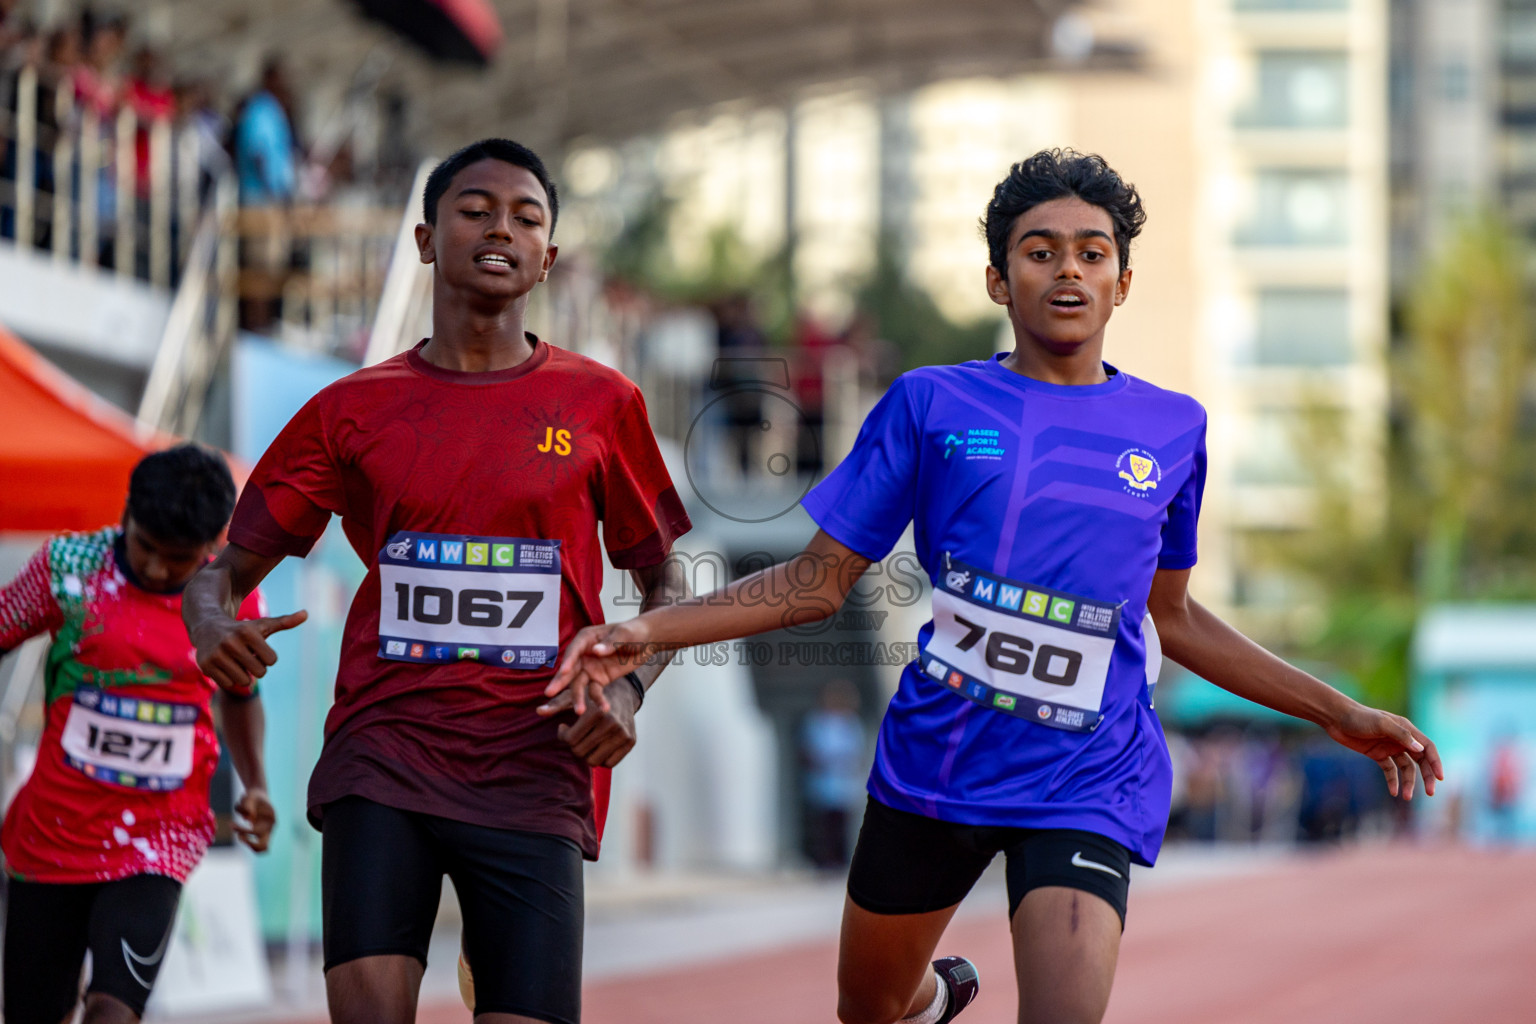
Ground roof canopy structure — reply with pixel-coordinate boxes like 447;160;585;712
159;0;1135;151
0;327;172;534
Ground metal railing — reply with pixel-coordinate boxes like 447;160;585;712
1;64;206;286
363;159;434;365
137;174;237;435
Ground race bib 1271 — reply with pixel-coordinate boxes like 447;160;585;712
919;556;1122;733
377;532;562;669
61;686;198;790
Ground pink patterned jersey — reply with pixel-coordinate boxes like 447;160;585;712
0;527;263;883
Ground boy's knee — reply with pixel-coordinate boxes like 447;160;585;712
837;990;908;1024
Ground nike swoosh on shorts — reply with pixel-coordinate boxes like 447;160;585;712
1071;851;1123;878
122;926;173;990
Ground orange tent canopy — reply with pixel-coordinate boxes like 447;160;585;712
0;325;177;533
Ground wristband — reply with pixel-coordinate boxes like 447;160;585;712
623;671;646;710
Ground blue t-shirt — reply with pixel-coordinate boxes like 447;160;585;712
236;91;296;205
801;355;1207;865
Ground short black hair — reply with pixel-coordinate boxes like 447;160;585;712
982;149;1146;273
127;444;236;545
422;138;559;234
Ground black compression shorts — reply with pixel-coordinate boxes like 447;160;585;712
846;796;1132;926
320;796;583;1024
3;873;183;1022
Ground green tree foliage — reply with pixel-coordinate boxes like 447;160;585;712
854;235;1002;371
1261;215;1536;709
601;189;794;341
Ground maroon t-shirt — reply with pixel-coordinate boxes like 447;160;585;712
228;337;690;856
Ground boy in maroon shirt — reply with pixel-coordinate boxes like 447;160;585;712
184;139;691;1024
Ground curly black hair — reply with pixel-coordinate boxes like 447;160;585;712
126;444;236;545
981;149;1146;273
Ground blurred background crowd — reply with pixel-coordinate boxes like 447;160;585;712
0;0;1533;1012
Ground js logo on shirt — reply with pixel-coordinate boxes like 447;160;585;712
537;427;573;456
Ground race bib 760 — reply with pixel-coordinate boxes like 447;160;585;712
919;556;1122;733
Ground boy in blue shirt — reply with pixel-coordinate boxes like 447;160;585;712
543;150;1442;1024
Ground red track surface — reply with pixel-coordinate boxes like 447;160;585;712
407;844;1535;1024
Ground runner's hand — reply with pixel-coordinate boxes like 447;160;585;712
543;619;651;716
191;610;308;692
1324;704;1444;800
234;788;276;852
554;676;640;768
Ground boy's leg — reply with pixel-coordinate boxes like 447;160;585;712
1003;830;1130;1024
838;798;994;1024
3;878;94;1024
321;797;444;1024
1010;888;1121;1024
838;899;961;1024
440;818;583;1024
81;873;183;1024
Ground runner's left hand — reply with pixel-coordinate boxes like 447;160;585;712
234;788;276;852
1324;704;1444;800
548;675;640;768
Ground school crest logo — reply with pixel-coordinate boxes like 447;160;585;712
1115;448;1162;496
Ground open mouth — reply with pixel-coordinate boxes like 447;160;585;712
1049;293;1087;310
475;253;514;270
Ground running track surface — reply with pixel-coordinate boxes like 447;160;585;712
395;844;1535;1024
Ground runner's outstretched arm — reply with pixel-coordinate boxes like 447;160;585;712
184;543;307;693
1147;567;1443;799
543;556;694;767
219;691;276;852
544;530;871;714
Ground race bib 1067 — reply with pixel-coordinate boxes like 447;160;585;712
377;532;562;669
61;686;198;790
919;555;1122;733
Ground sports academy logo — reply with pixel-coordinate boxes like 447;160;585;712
1115;448;1161;496
944;427;1006;462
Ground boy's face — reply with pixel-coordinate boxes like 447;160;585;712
415;158;558;305
121;515;214;593
985;196;1132;357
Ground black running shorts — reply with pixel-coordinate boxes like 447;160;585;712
3;873;183;1023
846;797;1132;927
321;796;583;1024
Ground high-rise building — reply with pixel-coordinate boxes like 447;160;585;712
1390;0;1536;276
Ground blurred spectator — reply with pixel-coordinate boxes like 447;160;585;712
124;46;173;198
75;13;126;267
711;292;769;476
235;57;297;205
174;77;231;203
800;680;865;869
1164;726;1303;844
1489;736;1523;843
1181;732;1225;841
0;0;25;52
790;313;837;475
0;17;39;240
1295;737;1392;843
841;309;900;388
72;12;122;117
236;57;299;329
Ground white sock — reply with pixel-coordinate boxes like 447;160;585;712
900;969;949;1024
